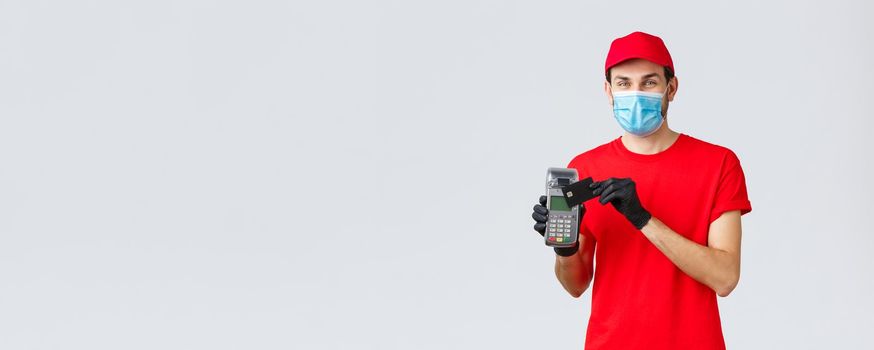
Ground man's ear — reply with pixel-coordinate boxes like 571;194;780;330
666;76;678;102
604;81;613;106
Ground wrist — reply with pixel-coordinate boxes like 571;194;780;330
554;242;579;257
555;250;582;270
628;209;651;230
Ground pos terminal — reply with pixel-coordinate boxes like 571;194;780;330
544;168;597;248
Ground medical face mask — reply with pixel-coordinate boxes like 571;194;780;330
611;85;669;137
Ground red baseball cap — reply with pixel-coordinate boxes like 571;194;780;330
605;31;674;76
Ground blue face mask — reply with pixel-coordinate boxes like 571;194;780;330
611;85;669;137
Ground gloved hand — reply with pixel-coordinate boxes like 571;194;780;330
590;177;651;230
532;195;584;257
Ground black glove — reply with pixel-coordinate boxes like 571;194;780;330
532;195;584;257
590;177;651;230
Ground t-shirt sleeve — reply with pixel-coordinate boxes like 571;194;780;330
566;154;589;180
579;216;596;240
709;150;752;223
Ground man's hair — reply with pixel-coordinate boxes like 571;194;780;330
606;66;675;83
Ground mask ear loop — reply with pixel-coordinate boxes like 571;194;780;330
659;81;671;120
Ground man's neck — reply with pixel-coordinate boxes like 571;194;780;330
620;124;680;155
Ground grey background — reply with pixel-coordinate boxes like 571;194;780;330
0;0;872;349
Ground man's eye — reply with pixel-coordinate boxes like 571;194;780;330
645;80;656;86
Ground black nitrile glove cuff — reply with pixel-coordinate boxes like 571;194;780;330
628;210;652;230
554;242;579;257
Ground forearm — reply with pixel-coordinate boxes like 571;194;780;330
640;217;738;297
554;247;593;298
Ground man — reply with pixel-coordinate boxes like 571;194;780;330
530;31;752;349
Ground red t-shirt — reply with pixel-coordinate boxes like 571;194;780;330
566;133;752;350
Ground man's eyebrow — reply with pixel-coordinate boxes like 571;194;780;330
614;73;662;81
